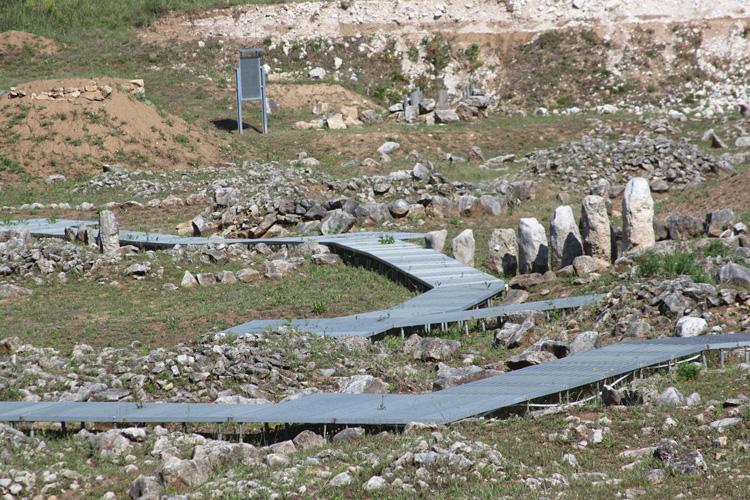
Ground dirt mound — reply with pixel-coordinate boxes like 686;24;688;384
0;30;59;59
0;78;225;182
268;83;381;114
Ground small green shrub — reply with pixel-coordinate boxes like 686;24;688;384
704;239;731;258
378;234;395;245
676;362;701;381
311;302;327;314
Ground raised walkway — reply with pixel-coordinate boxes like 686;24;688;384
7;219;744;427
1;334;749;425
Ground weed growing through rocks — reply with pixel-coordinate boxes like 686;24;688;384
634;249;711;283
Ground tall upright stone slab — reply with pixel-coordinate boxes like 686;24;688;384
98;210;120;255
580;195;614;262
549;205;583;270
424;229;448;253
622;177;655;253
451;229;475;267
487;228;518;276
518;218;548;274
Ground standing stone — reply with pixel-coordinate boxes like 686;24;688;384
451;229;475;267
487;229;518;276
549;206;583;270
425;229;448;253
517;218;549;274
622;177;655;253
98;210;120;255
580;195;614;262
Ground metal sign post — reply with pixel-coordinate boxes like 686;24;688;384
235;49;267;134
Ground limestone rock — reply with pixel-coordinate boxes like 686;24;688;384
487;228;518;276
261;259;298;279
332;427;365;443
0;284;33;298
622;178;655;253
293;430;325;450
580;195;614;262
196;272;217;286
355;202;392;224
572;255;604;277
156;455;210;488
400;334;461;361
128;475;162;500
329;471;354;486
505;350;557;370
654;387;686;407
98;210;120;255
508;272;546;290
433;365;496;391
509;180;535;203
321;209;355;235
718;263;750;287
674;316;707;337
479;194;507;216
377;141;400;155
338;374;388;394
326;113;347;130
235;268;260;282
705;209;734;237
363;475;388;491
451;229;475;267
434;109;460;123
311;253;342;265
308;67;326;79
666;214;703;241
388;199;411;218
653;440;707;474
569;331;600;355
495;319;537;349
517;218;548;274
425;229;448;253
550;206;583;270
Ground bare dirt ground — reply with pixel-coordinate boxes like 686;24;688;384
0;30;59;58
1;78;224;181
268;82;381;112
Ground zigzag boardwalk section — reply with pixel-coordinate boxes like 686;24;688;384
225;237;507;337
1;334;749;426
4;219;507;338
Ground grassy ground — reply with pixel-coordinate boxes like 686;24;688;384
0;258;416;349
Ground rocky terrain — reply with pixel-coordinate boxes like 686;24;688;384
2;0;750;498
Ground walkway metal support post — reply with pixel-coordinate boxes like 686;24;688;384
720;349;725;367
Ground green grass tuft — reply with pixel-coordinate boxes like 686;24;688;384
634;250;711;283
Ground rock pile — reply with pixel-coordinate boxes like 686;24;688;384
524;135;737;194
6;80;145;102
